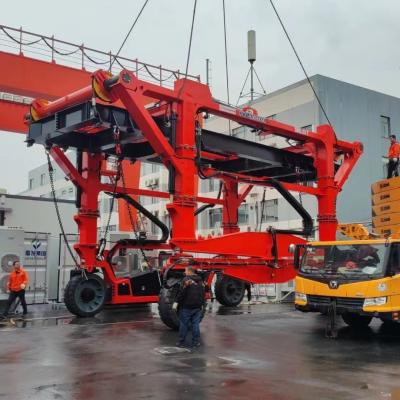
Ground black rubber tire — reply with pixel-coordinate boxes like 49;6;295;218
64;273;107;317
158;285;206;330
342;312;372;328
215;276;245;307
158;286;180;330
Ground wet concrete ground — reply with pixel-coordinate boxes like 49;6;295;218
0;302;400;400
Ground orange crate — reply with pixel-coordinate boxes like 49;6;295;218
373;224;400;236
372;200;400;216
371;176;400;194
373;213;400;228
372;187;400;205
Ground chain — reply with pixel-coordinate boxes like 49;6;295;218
46;150;80;269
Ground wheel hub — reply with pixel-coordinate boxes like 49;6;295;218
80;287;96;303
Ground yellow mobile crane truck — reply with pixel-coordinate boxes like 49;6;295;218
294;176;400;329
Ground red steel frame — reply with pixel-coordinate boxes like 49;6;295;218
30;69;363;305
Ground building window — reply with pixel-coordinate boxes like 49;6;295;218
256;199;278;223
40;173;46;186
238;204;249;225
381;116;391;137
263;199;278;222
151;164;160;173
68;187;74;193
29;178;34;189
208;208;222;229
61;190;67;196
232;126;247;139
208;179;219;192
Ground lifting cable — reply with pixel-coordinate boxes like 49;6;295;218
110;0;150;68
46;151;80;269
268;0;337;142
177;0;198;99
222;0;232;135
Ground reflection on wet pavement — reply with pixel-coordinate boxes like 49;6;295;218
0;302;399;399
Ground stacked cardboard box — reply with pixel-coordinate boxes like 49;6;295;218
372;176;400;236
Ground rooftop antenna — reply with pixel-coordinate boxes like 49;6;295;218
236;30;267;105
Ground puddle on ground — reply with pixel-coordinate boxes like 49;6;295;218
216;308;252;316
179;356;239;369
153;346;191;355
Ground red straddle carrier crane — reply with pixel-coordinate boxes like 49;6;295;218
26;69;362;328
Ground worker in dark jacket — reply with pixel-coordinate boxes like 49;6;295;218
173;267;205;348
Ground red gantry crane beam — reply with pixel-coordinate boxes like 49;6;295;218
0;24;199;234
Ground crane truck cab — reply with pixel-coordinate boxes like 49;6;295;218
294;237;400;327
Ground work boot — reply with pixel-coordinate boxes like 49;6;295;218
191;342;201;348
176;341;186;348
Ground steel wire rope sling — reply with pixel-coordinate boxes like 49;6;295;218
109;0;151;68
176;0;198;100
267;0;337;142
222;0;232;135
95;0;151;265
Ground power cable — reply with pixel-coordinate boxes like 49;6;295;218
268;0;337;140
110;0;150;68
222;0;232;134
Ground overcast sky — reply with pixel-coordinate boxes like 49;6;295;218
2;0;400;193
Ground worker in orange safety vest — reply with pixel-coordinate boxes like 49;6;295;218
1;261;29;319
387;134;400;179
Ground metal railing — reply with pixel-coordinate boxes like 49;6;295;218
0;24;201;88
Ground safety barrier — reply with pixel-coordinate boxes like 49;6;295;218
0;25;200;88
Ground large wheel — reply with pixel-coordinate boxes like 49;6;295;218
342;312;372;328
158;285;207;330
64;273;107;317
215;276;245;307
158;286;180;330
